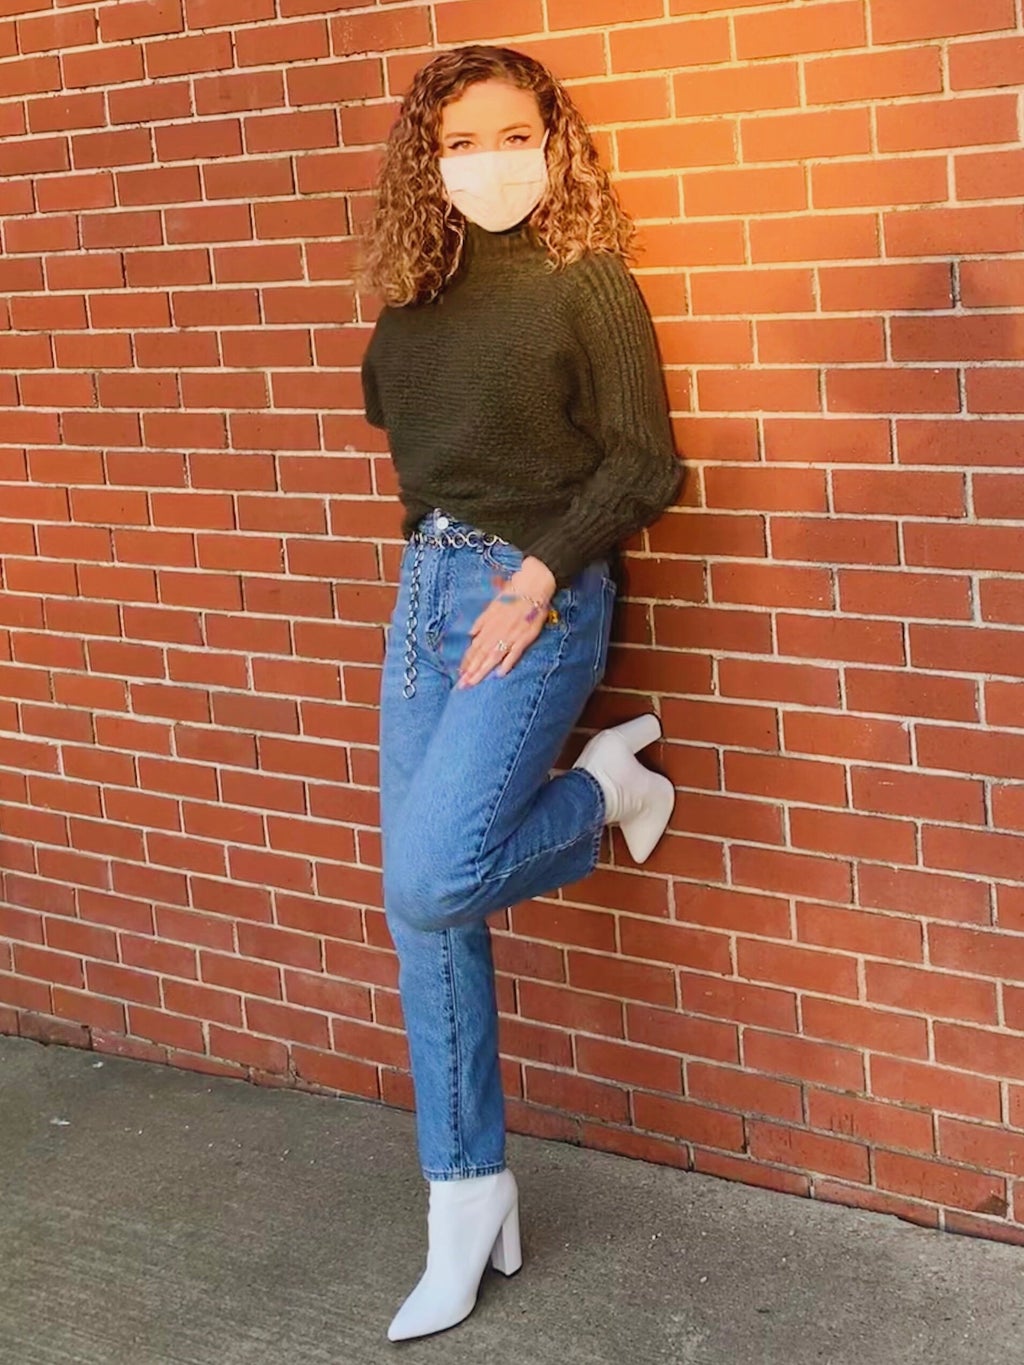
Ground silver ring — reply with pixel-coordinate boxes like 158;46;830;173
494;639;509;654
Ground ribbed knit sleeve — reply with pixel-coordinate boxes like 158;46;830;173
360;333;387;429
520;253;682;584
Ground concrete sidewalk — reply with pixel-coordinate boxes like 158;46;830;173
1;1032;1022;1365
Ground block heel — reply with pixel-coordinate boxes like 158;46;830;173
490;1199;522;1276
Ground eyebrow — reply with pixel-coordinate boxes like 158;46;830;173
443;123;534;138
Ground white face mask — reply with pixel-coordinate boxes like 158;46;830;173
439;136;549;234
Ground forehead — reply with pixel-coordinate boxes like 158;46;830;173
439;79;542;134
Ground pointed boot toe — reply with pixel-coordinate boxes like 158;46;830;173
387;1169;521;1342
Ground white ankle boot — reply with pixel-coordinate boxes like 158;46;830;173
573;713;675;864
387;1168;522;1342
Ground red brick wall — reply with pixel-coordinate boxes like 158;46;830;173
2;0;1023;1243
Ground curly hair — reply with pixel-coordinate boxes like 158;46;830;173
359;45;636;307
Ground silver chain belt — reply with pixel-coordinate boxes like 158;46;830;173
401;519;509;698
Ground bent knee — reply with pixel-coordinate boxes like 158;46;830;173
384;851;479;933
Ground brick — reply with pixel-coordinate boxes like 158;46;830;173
736;1;865;59
685;165;806;217
857;862;993;928
116;164;202;207
813;156;948;211
255;199;347;240
0;54;61;98
846;668;978;723
99;0;184;43
937;1022;1024;1083
804;46;943;106
145;31;233;78
950;35;1024;91
980;579;1024;629
809;1091;934;1153
648;510;767;559
63;43;144;89
609;17;730;74
893;315;1022;363
688;1062;801;1122
718;659;840;709
287;57;383;107
744;1030;865;1091
819;262;953;312
923;825;1024;882
783;710;912;764
619;917;732;976
28;91;108;134
247;111;339;155
871;0;1015;44
748;1120;869;1183
577;1036;683;1094
186;0;275;25
757;318;884;364
987;682;1024;731
750;213;879;264
776;613;906;667
674;61;799;117
912;620;1024;675
966;368;1024;415
108;80;191;125
930;924;1024;983
961;260;1024;309
519;979;622;1038
549;0;661;23
731;847;852;904
885;205;1024;257
879;94;1019;153
195;71;285;117
17;9;97;53
827;369;960;415
332;7;431;54
737;940;859;999
690;268;815;315
897;418;1024;467
764;417;892;464
875;1150;1006;1216
697;368;820;412
617;120;736;173
867;961;998;1025
939;1118;1024;1178
711;564;833;611
0;134;69;175
791;807;916;866
853;766;984;825
633;1092;745;1150
770;518;899;566
235;18;328;66
797;900;924;961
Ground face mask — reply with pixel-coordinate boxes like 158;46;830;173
439;136;549;234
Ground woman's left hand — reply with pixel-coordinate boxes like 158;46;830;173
458;557;556;689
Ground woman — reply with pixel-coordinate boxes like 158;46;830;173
359;44;682;1342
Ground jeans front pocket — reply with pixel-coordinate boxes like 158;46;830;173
480;540;524;576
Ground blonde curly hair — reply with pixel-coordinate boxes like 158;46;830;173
360;45;636;307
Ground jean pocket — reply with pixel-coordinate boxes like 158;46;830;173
480;541;524;575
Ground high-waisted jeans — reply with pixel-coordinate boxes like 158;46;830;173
378;509;616;1180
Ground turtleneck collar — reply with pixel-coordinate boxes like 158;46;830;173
461;218;542;268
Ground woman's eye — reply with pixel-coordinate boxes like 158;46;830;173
505;134;528;145
447;139;473;152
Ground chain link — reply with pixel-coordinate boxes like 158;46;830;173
402;538;424;699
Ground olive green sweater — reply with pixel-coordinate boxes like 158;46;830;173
360;221;682;584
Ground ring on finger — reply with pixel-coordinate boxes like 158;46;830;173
494;639;509;654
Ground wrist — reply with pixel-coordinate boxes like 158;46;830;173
514;556;556;603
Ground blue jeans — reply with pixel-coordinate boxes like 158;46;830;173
379;510;616;1180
